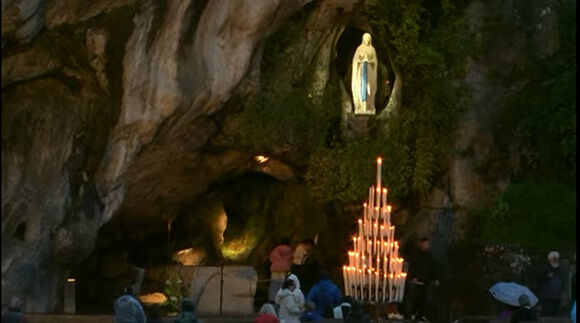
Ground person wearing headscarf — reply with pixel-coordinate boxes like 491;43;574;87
255;302;279;323
537;251;565;316
510;294;538;323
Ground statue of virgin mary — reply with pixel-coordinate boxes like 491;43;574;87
351;33;378;115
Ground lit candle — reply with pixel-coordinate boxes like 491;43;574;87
383;273;387;302
358;269;363;299
400;272;407;302
358;219;363;239
376;157;382;189
382;188;387;207
343;266;348;296
375;271;379;302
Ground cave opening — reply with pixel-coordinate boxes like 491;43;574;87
72;170;319;313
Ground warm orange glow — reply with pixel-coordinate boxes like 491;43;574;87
363;202;367;207
380;225;384;229
377;157;382;165
383;188;387;193
139;292;167;305
401;273;407;277
254;155;269;163
374;223;377;228
387;205;392;212
358;219;362;224
67;278;75;282
376;187;380;192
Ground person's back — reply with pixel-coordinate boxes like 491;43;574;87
270;244;294;272
2;297;24;323
256;303;279;323
343;301;370;323
306;273;342;318
114;295;146;323
174;298;199;323
300;301;322;322
511;294;537;323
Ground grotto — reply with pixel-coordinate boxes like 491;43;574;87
1;0;576;322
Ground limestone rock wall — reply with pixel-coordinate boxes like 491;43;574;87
1;0;566;314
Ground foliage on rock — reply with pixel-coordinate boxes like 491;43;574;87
481;182;576;249
305;0;475;203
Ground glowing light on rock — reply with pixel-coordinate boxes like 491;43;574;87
139;292;168;305
254;155;269;163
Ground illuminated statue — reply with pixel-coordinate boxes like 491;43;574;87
351;33;378;115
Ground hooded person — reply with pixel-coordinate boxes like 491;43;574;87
275;278;304;323
305;271;342;318
2;297;24;323
113;286;146;323
343;299;371;323
299;301;322;322
510;294;537;323
287;274;305;311
256;302;279;323
332;296;353;319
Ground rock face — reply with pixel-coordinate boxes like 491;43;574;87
1;0;567;315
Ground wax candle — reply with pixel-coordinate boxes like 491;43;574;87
376;157;382;189
383;273;387;302
400;272;407;302
343;266;348;296
375;271;379;302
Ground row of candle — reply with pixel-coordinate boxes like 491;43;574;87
342;263;407;302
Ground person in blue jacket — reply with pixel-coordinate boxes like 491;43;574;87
571;301;576;323
305;271;342;318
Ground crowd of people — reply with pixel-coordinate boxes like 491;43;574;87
1;235;575;323
260;237;371;322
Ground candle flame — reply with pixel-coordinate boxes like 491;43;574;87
67;278;75;282
383;188;387;193
358;219;362;224
401;273;407;277
380;225;384;229
363;203;367;207
376;187;380;192
377;157;382;165
387;205;392;212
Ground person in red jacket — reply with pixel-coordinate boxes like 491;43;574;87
255;302;279;323
269;238;293;301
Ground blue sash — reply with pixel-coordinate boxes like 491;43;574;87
360;61;368;102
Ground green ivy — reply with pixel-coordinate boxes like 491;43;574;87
305;1;475;203
481;182;576;250
238;87;336;156
494;0;576;186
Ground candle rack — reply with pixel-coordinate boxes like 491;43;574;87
342;157;407;303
